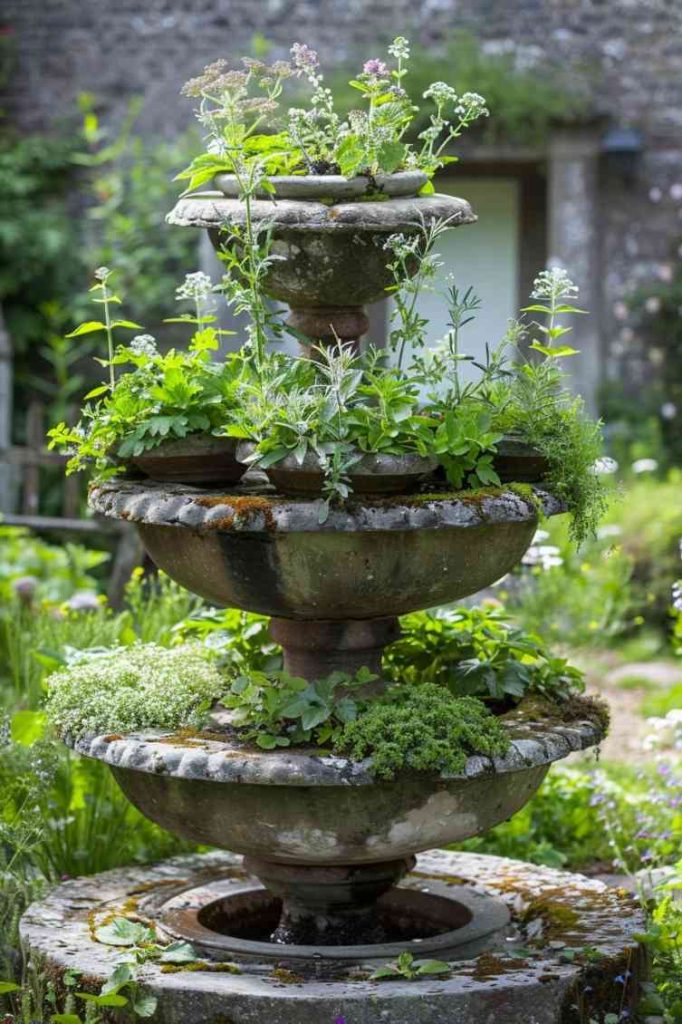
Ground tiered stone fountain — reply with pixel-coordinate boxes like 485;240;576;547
22;177;645;1023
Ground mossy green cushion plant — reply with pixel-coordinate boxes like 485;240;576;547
335;684;510;780
46;644;226;739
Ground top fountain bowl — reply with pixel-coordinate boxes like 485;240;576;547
213;169;429;202
89;481;563;619
167;190;475;308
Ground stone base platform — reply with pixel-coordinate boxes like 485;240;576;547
21;849;647;1024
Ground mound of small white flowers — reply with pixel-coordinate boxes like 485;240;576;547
46;643;227;739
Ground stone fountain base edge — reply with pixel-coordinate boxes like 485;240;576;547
21;849;647;1024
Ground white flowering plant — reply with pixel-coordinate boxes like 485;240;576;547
176;37;489;190
46;643;227;739
48;271;246;478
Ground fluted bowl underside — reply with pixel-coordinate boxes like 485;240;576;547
88;481;563;619
168;191;475;307
74;712;602;866
137;517;533;617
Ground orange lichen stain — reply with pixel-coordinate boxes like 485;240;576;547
195;495;277;531
102;734;124;742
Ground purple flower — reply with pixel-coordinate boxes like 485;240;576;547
363;58;388;77
290;43;319;72
334;1018;346;1024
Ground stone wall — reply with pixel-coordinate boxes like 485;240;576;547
4;0;682;397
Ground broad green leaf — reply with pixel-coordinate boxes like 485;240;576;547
416;959;451;975
0;981;20;994
77;991;128;1007
111;320;144;330
418;179;435;195
52;1015;83;1024
94;917;153;947
160;941;198;964
11;709;47;745
132;994;158;1018
65;321;106;337
369;965;400;980
377;140;406;174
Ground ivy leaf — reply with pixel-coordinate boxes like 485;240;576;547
160;941;198;964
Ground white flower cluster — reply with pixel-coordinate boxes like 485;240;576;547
175;271;215;303
423;81;458;106
382;232;420;259
642;709;682;753
531;267;579;302
388;36;410;61
522;530;563;570
129;334;158;358
455;91;489;120
46;643;226;738
94;266;111;283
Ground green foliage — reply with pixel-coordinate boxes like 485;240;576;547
170;606;280;673
636;870;682;1023
49;276;244;477
501;515;638;648
46;643;226;739
224;667;371;748
336;31;589;148
385;605;585;704
336;684;509;780
178;36;488;187
370;951;450;981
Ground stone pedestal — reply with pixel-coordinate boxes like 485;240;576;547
21;849;647;1024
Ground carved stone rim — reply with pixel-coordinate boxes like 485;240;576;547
88;479;563;534
213;169;428;201
68;711;603;788
166;191;476;232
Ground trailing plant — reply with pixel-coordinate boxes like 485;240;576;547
480;268;606;543
335;684;509;780
48;271;243;478
385;605;585;705
45;643;226;739
177;36;489;189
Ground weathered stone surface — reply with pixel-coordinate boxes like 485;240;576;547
21;849;647;1024
213;169;428;200
71;715;601;787
89;479;563;534
64;709;602;865
167;191;474;233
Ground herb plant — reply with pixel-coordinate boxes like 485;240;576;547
335;684;509;780
176;37;489;189
46;643;226;739
48;271;244;478
385;605;585;704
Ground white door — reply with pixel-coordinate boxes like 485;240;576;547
384;176;520;380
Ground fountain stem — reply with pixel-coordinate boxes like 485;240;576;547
244;855;416;945
268;616;399;689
